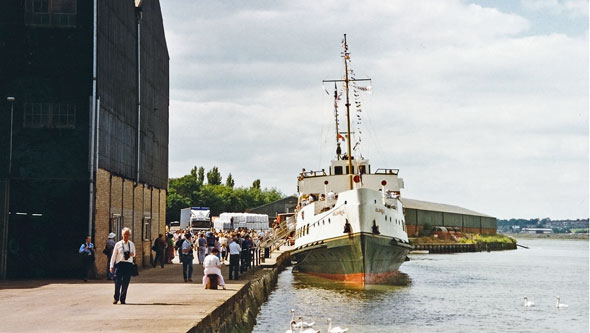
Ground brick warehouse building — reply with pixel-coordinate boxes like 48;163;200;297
0;0;168;278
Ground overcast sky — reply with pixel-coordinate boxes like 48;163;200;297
159;0;588;220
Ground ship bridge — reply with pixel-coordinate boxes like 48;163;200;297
297;158;404;198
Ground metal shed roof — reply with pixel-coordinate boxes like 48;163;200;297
401;198;493;218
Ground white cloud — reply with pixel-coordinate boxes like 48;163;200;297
521;0;589;18
161;0;588;219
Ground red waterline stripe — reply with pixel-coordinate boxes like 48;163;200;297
304;271;400;285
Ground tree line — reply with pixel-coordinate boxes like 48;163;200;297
166;166;283;222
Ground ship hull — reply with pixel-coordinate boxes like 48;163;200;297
291;232;411;285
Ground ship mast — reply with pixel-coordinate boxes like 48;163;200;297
323;34;370;189
343;34;354;189
333;83;342;160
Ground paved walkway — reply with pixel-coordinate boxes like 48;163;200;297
0;249;288;332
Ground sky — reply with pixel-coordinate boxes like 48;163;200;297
159;0;588;220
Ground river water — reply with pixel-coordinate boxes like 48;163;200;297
252;238;588;332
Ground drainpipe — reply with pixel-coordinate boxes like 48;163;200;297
95;97;100;173
88;0;98;237
135;6;142;184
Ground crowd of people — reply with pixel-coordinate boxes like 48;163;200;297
82;227;278;304
169;227;272;284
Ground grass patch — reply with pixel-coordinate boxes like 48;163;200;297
473;234;516;244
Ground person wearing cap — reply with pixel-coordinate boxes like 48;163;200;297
103;232;116;280
181;233;195;282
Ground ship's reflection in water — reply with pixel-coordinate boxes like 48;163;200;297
253;267;414;333
292;270;412;293
254;239;588;333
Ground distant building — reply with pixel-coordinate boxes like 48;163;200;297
0;0;168;278
521;228;553;234
248;196;298;225
401;198;497;236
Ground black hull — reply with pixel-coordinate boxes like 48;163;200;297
291;232;411;284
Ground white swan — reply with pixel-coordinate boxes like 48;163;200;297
290;310;315;328
298;317;320;333
285;320;297;333
555;296;568;308
523;296;535;307
294;315;315;329
327;318;349;333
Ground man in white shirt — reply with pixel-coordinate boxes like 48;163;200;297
228;236;241;280
181;233;194;282
109;227;135;304
202;248;226;289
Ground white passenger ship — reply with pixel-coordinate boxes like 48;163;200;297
291;35;412;285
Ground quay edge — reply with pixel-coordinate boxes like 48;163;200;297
189;250;291;333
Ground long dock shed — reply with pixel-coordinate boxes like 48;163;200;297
402;198;497;236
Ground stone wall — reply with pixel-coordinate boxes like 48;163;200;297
94;168;166;276
189;252;292;333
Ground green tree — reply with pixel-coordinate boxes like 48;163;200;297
197;166;205;184
166;167;284;222
226;173;235;188
207;166;222;185
166;189;191;222
251;179;261;189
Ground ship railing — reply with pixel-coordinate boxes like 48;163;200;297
258;216;295;257
374;168;399;175
301;170;327;178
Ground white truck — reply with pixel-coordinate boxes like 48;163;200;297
180;207;212;233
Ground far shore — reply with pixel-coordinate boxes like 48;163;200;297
502;232;589;240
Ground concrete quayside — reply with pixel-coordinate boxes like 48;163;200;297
0;247;292;333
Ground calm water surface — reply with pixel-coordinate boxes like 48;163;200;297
253;238;588;332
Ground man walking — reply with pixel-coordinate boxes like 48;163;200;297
103;233;116;280
241;234;253;273
181;233;194;282
228;235;241;280
110;227;135;304
152;234;166;268
197;233;207;264
79;235;95;282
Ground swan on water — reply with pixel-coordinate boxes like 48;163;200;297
523;296;535;307
295;315;315;329
285;320;297;333
298;326;320;333
555;296;568;308
327;318;349;333
290;310;315;328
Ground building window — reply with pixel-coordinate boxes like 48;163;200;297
23;102;76;128
143;217;152;241
110;214;123;241
25;0;77;27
